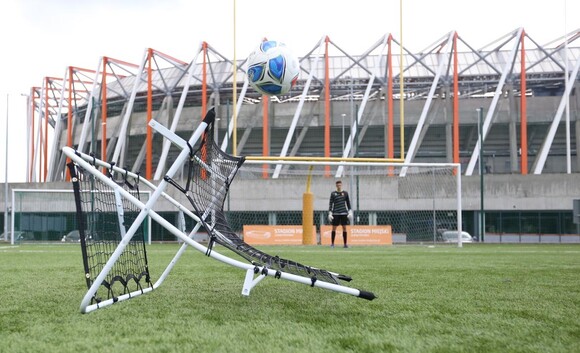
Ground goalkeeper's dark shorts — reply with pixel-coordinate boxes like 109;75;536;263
332;214;349;226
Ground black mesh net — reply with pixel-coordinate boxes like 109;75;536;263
168;111;342;285
68;162;151;304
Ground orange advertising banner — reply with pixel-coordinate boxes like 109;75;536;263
320;225;392;245
243;225;316;245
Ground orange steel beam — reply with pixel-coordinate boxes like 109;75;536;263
101;58;108;172
40;86;80;92
44;76;64;86
387;35;394;160
39;80;90;95
105;56;140;69
38;86;63;91
94;56;138;172
65;68;74;181
69;66;98;74
43;77;50;181
64;79;94;86
67;67;102;85
61;90;91;95
520;31;528;175
28;87;36;182
32;87;42;97
324;36;331;176
202;42;208;119
146;49;153;180
262;95;269;179
201;44;209;180
69;67;119;81
38;107;43;181
151;49;188;66
453;33;460;169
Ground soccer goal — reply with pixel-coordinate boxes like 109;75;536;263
9;189;151;245
64;108;377;314
9;189;76;244
233;160;463;246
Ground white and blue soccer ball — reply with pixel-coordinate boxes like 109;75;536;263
246;40;299;96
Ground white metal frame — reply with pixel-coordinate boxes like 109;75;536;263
465;28;525;176
273;36;326;178
63;116;379;313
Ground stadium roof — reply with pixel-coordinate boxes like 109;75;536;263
26;28;580;182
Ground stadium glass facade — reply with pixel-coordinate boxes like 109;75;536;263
3;207;578;243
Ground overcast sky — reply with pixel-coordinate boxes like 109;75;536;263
0;0;577;182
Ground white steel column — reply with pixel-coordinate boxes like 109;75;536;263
273;36;325;178
221;78;249;153
465;28;524;176
31;86;46;182
77;58;104;154
47;69;69;181
335;35;389;177
110;51;149;165
401;32;455;177
532;56;580;174
154;45;203;179
334;74;376;178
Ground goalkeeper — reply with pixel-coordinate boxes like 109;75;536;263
328;180;353;248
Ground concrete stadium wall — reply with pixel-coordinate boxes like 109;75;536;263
3;173;579;213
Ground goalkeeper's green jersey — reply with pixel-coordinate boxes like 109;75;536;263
329;191;351;215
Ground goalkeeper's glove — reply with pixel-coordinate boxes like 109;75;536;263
328;211;333;223
347;210;354;224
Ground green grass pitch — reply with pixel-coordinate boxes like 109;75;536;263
1;243;579;353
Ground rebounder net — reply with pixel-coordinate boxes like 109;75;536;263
68;161;152;305
164;117;346;285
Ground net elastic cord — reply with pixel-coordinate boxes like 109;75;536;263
123;169;140;190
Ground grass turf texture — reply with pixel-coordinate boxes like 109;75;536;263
1;243;579;353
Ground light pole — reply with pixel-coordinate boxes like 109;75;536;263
349;79;355;214
214;118;220;144
4;94;8;242
341;113;346;155
350;110;354;157
477;107;485;242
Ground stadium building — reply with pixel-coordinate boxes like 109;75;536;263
3;28;580;243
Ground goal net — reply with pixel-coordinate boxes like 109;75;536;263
9;189;151;244
9;189;76;243
226;161;462;245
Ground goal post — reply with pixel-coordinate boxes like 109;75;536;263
9;189;151;245
302;166;315;245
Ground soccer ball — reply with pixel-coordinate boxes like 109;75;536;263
246;40;299;96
